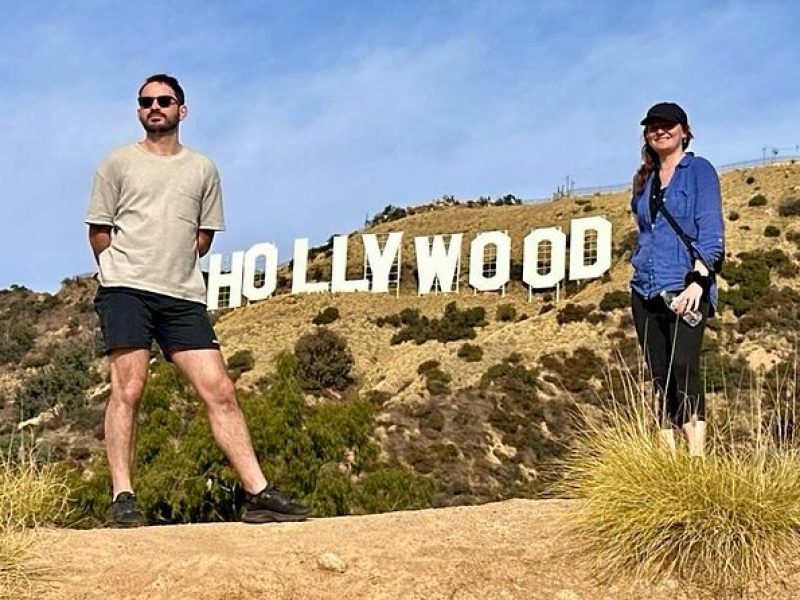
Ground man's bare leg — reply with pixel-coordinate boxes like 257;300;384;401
105;348;150;498
171;349;267;494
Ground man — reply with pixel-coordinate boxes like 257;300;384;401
86;74;310;527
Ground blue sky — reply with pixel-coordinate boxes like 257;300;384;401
1;1;798;292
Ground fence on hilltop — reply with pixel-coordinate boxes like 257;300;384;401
525;154;800;204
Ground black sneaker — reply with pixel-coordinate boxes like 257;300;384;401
243;485;311;524
111;492;146;528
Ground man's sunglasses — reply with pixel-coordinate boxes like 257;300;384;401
137;95;179;109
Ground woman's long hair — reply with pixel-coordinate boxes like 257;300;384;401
633;125;694;195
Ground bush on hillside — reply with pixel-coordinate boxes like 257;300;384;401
763;248;799;278
556;303;595;325
778;197;800;217
389;302;487;345
417;359;440;375
294;328;354;391
748;193;768;207
369;205;408;226
540;347;605;402
764;225;781;237
737;286;800;335
728;211;740;221
226;349;255;376
599;290;631;312
0;319;36;365
424;368;452;396
480;357;539;402
495;304;517;323
614;230;638;260
719;252;772;316
312;306;340;325
15;340;99;421
457;343;483;362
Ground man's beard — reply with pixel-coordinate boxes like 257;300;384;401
140;111;179;134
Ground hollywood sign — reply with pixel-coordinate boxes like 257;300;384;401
206;215;612;309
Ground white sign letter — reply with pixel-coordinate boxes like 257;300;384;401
469;231;511;291
242;242;278;302
363;232;403;293
522;228;566;289
414;234;462;294
569;216;612;280
207;251;245;309
331;235;369;293
291;238;330;294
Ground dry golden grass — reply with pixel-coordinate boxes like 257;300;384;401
0;448;71;598
561;360;800;596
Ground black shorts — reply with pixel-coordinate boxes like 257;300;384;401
94;286;219;361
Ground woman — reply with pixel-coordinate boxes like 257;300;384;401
629;102;725;457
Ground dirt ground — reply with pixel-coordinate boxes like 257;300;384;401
31;499;799;600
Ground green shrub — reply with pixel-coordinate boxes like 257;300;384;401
614;230;638;260
226;349;254;375
480;356;539;402
417;359;440;375
599;290;631;312
495;304;517;323
424;368;452;396
778;197;800;217
727;211;740;221
355;468;436;513
587;312;607;324
15;339;99;421
786;230;800;248
312;306;340;325
764;225;781;237
0;319;36;365
556;303;595;325
457;343;483;362
748;193;767;207
764;249;799;278
540;347;604;400
71;352;431;524
390;302;487;345
294;328;354;391
719;252;772;316
369;205;408;226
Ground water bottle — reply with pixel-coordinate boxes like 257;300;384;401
660;291;703;327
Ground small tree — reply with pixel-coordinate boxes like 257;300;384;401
312;306;340;325
294;328;354;391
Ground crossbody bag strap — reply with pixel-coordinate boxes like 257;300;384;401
657;203;710;271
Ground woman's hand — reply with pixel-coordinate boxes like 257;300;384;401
673;282;703;314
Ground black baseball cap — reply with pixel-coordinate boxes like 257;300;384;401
640;102;688;127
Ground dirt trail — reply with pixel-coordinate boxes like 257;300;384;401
37;499;797;599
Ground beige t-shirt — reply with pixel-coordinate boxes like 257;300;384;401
86;143;225;304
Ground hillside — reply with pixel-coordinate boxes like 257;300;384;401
1;161;799;516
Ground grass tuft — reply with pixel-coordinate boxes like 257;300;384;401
561;360;800;594
0;446;71;597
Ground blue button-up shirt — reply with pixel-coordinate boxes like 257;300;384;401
630;153;725;307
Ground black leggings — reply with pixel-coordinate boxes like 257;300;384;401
631;290;708;428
